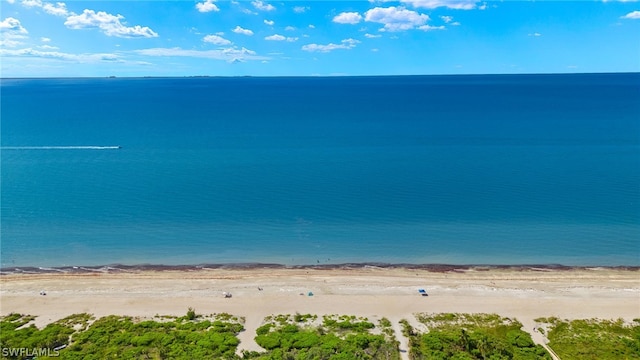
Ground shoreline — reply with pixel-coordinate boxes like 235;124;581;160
2;262;639;275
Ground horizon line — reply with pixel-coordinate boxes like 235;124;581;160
1;71;638;81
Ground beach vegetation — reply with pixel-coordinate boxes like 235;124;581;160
293;312;316;323
379;318;394;337
186;307;197;320
63;313;244;359
0;313;93;359
399;319;413;338
322;315;376;333
535;317;640;359
406;313;551;360
8;312;636;359
1;313;244;360
246;314;400;359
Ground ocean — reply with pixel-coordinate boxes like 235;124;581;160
1;73;639;268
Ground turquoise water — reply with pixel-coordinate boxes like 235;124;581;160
1;74;639;267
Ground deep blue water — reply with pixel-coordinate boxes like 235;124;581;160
1;74;639;267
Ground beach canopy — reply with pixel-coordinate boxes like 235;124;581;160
418;289;428;296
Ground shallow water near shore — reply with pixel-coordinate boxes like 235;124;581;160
1;74;639;267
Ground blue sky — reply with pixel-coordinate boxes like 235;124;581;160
1;0;639;77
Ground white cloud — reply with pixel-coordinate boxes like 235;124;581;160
220;47;257;56
1;17;28;47
285;26;295;31
333;12;363;24
264;19;274;26
7;0;15;3
293;6;309;13
232;26;254;35
308;24;315;29
252;0;275;11
41;37;51;42
265;34;285;41
134;47;268;62
42;2;68;16
302;38;360;52
364;6;429;31
0;47;120;62
42;2;69;16
418;24;445;31
621;10;640;19
401;0;479;10
21;0;43;8
196;0;219;13
0;17;28;34
20;0;68;17
265;34;297;41
64;9;158;38
39;44;58;49
0;39;22;47
204;34;232;45
365;33;381;38
528;32;542;37
440;15;460;26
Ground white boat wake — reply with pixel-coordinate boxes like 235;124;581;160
1;146;121;150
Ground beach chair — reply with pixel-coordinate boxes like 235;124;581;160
418;289;428;296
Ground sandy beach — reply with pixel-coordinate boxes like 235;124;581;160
1;266;638;355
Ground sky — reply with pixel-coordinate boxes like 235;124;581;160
0;0;639;77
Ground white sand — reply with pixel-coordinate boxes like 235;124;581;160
1;267;638;355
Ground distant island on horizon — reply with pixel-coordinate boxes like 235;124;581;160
2;71;639;80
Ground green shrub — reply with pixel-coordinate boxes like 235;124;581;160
538;318;640;359
251;314;400;359
0;313;245;359
409;313;551;360
186;307;197;321
256;323;273;336
0;313;75;359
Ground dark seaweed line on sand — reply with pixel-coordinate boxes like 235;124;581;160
1;263;638;275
